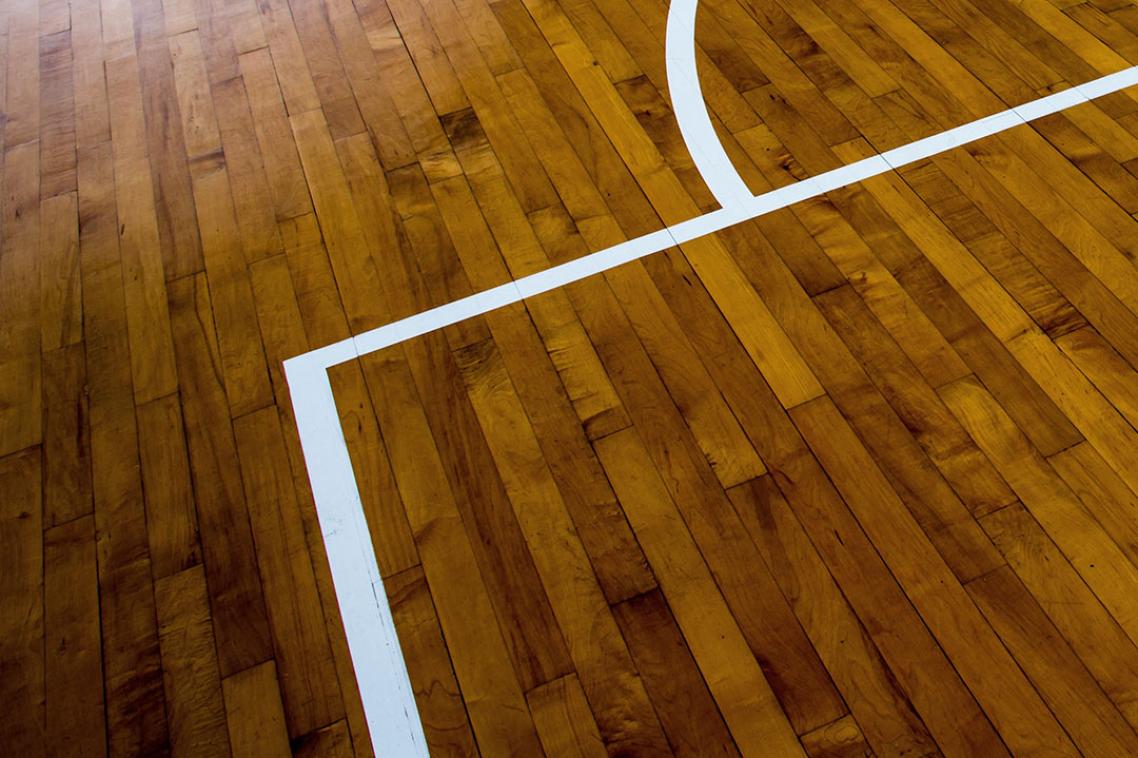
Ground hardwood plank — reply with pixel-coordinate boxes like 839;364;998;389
44;515;107;758
358;347;545;754
137;394;201;579
1050;442;1138;571
814;285;1016;518
294;720;355;758
131;0;205;281
79;135;170;758
252;0;320;117
4;0;40;145
528;674;610;758
278;212;353;347
833;165;1084;457
0;142;42;455
453;333;671;754
728;476;938;758
379;339;574;699
323;0;416;169
333;133;420;320
248;254;310;400
105;54;179;405
748;256;1003;582
594;427;803;754
599;259;767;488
179;134;275;417
329;361;420;579
39;192;81;351
0;447;45;755
155;566;232;758
854;158;1138;500
967;565;1138;756
38;0;69;37
237;48;314;222
1056;327;1138;430
233;406;345;739
980;502;1138;732
612;591;740;757
799;715;871;758
285;0;365;137
792;395;1077;755
39;30;76;198
465;297;653;604
548;267;846;735
221;661;293;758
190;0;264;87
384;567;478;757
70;0;110;149
290;108;390;333
163;0;197;35
168;274;273;676
900;155;1099;347
210;76;284;263
794;194;971;389
42;344;92;527
941;376;1138;650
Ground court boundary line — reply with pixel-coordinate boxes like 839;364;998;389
284;61;1138;754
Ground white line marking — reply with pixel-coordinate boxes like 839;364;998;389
284;349;428;755
665;0;752;208
352;282;524;355
1012;86;1087;122
285;63;1138;755
1076;65;1138;101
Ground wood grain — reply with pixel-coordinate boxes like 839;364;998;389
8;0;1138;753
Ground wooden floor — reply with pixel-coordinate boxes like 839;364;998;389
8;0;1138;753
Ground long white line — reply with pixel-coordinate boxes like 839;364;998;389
285;63;1138;755
285;345;428;755
326;64;1138;366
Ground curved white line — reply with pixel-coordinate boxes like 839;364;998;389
665;0;753;208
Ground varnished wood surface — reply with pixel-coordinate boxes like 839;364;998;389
6;0;1138;753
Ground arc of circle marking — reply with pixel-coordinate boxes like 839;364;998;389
664;0;753;209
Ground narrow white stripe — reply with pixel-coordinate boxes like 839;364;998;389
1013;86;1088;122
352;282;522;356
811;156;892;196
283;353;428;756
881;110;1025;170
1076;65;1138;101
331;64;1138;362
666;204;752;245
287;62;1138;756
515;229;676;299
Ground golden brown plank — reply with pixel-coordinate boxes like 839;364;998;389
527;674;610;758
793;395;1076;755
595;427;803;754
136;393;201;579
168;274;273;676
0;448;45;754
44;515;107;758
384;566;478;756
10;3;1138;756
222;661;293;758
155;566;231;757
42;344;92;527
234;406;345;738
